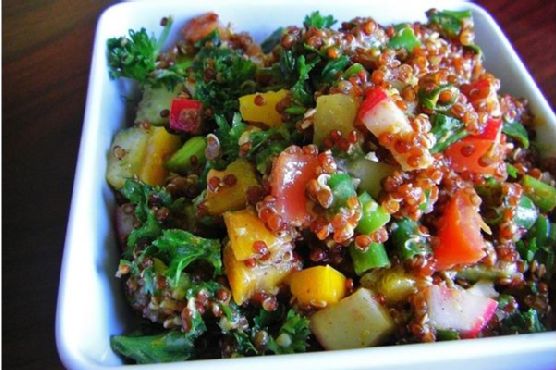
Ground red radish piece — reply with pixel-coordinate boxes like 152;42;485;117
425;284;498;338
358;87;433;171
114;203;136;249
358;87;413;137
169;98;203;135
270;146;319;226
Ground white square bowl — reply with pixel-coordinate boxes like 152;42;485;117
56;1;556;369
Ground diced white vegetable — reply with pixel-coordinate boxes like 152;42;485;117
425;284;498;338
360;91;433;171
466;280;499;299
362;98;413;137
310;288;394;350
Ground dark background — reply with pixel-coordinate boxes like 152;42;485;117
2;1;555;368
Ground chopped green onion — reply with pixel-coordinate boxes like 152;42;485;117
350;243;391;275
356;192;390;235
387;24;421;52
390;218;430;260
166;136;207;174
523;175;556;212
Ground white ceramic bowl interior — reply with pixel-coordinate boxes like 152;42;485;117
56;1;556;369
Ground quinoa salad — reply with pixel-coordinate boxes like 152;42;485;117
105;9;556;363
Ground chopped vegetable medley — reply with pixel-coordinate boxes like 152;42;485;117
106;9;556;364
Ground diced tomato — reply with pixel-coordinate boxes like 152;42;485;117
461;76;501;117
270;146;319;226
444;118;502;175
169;98;203;135
434;188;487;270
425;285;498;338
476;117;502;140
357;87;388;123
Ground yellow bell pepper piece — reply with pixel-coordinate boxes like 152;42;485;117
224;244;293;305
239;89;289;127
139;126;182;186
205;159;258;215
224;209;287;261
290;265;347;307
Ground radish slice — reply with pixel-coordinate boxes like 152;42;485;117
425;284;498;338
358;88;433;171
114;203;136;249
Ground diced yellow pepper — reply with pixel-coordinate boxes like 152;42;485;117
313;94;359;146
224;209;285;261
205;159;258;215
139;126;182;186
239;89;289;127
290;265;347;307
224;244;293;305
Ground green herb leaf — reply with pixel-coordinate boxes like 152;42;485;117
387;24;421;52
502;120;530;149
320;55;350;85
213;112;248;168
107;18;182;89
266;310;310;354
261;27;284;53
500;309;546;334
430;113;468;153
427;9;472;38
110;331;198;364
120;180;173;255
303;11;337;29
291;54;319;107
192;46;256;116
152;229;222;287
436;329;461;341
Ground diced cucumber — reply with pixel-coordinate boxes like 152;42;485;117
135;85;181;126
350;243;390;275
346;159;395;199
166;136;207;174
